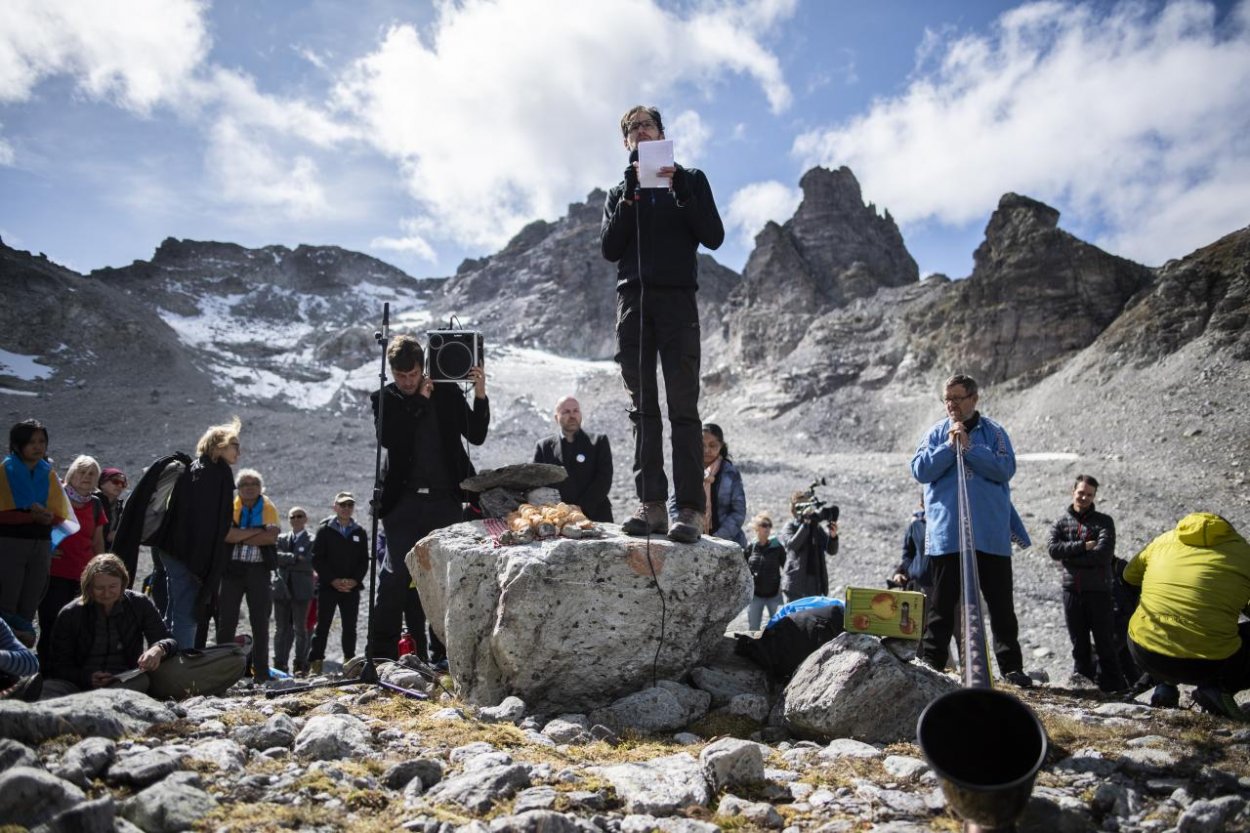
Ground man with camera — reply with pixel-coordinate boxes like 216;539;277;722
779;488;840;602
911;373;1030;687
368;334;489;665
601;104;724;544
533;396;614;523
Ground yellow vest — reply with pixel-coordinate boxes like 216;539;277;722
1124;513;1250;660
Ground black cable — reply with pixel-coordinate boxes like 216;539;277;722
633;185;667;689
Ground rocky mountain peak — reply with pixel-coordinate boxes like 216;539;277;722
727;165;917;365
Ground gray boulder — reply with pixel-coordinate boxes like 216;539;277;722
383;758;444;791
120;777;219;833
41;689;178;739
0;766;86;828
479;695;527;724
31;795;116;833
293;714;373;760
689;664;769;707
105;749;183;788
407;523;751;712
186;739;247;772
654;680;712;724
589;687;688;734
422;762;531;812
717;794;784;829
590;753;710;815
54;736;116;787
0;701;74;745
784;633;959;743
487;809;596;833
235;713;298;750
0;737;39;771
542;714;592;744
699;738;765;791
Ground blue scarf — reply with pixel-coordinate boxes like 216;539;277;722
2;453;51;509
239;496;266;528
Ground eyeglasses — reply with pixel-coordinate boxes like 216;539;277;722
289;513;306;519
626;119;657;133
107;478;128;486
238;481;260;488
758;523;772;529
942;393;974;404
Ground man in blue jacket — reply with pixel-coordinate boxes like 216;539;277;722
911;374;1030;687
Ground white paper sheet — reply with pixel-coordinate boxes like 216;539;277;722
637;140;674;189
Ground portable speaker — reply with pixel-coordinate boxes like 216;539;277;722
426;330;483;382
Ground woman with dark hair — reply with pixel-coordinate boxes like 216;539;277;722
42;554;175;698
36;454;106;667
0;419;71;646
670;423;747;548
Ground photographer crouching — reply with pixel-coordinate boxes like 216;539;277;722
779;483;840;603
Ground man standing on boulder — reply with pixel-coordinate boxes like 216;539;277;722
369;334;488;666
911;374;1031;687
533;396;614;523
601;104;724;544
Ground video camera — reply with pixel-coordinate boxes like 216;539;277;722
794;477;839;524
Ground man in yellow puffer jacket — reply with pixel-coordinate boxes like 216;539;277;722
1123;512;1250;719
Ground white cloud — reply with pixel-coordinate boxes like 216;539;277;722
332;0;794;252
205;120;328;219
371;218;437;262
0;129;13;166
0;0;209;111
725;180;802;246
793;0;1250;264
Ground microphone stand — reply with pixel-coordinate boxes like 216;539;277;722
269;303;427;701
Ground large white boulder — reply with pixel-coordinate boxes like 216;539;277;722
407;522;751;713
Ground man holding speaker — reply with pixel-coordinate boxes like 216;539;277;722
533;396;614;523
368;334;489;665
601;104;724;544
911;373;1031;687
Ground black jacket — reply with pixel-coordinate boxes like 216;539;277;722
49;590;176;689
1047;505;1116;593
112;451;192;587
371;381;490;519
533;430;614;522
164;455;235;589
744;538;786;598
601;165;724;291
311;519;369;587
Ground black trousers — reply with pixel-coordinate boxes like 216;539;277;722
614;286;704;512
309;586;359;662
1130;622;1250;693
216;562;272;679
920;552;1024;675
369;492;461;660
36;576;80;672
1063;589;1125;690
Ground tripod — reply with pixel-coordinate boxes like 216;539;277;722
269;303;428;701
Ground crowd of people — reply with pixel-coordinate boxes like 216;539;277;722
1;102;1246;721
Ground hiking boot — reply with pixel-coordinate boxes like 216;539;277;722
1193;685;1248;720
622;502;668;536
1150;683;1180;708
309;659;323;675
667;507;704;544
1003;670;1034;688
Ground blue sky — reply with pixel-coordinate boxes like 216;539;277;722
1;0;1247;281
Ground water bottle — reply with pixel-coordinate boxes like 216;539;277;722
398;629;415;657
